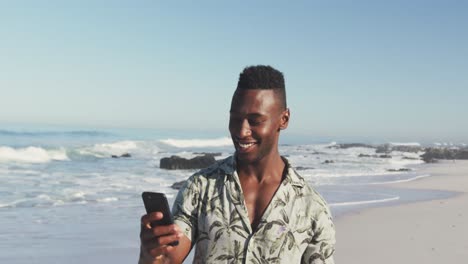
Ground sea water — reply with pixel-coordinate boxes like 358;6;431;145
0;128;455;263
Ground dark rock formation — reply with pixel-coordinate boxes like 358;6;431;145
391;145;423;153
387;168;411;172
375;144;391;154
376;144;423;154
193;152;222;157
402;156;419;160
160;154;216;170
457;150;468;159
329;143;374;149
378;154;392;159
295;166;315;170
358;153;395;159
311;151;327;155
322;160;334;164
421;147;468;163
111;153;132;158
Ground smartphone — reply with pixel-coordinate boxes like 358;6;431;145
141;191;179;246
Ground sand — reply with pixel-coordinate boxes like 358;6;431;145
334;160;468;263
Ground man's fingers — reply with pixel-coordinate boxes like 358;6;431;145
157;232;183;246
148;245;175;258
140;228;155;241
142;231;182;248
140;212;164;229
141;236;159;249
147;245;165;258
152;224;179;237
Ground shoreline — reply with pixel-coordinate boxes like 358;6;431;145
334;160;468;263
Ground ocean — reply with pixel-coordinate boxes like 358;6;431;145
0;127;456;263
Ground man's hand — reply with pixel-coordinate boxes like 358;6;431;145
140;212;184;263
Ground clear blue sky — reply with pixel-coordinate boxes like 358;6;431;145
1;1;467;142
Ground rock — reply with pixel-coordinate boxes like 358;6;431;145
311;151;326;155
358;154;372;158
322;160;334;164
171;180;187;190
111;153;131;158
387;168;411;172
455;150;468;159
420;147;468;162
378;154;392;159
295;166;314;170
193;152;222;157
376;144;423;154
421;148;454;161
391;145;423;153
375;144;391;154
160;154;216;170
329;143;374;149
402;156;419;160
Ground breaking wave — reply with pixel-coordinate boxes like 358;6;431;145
160;137;232;148
0;146;69;163
77;140;144;158
329;195;400;207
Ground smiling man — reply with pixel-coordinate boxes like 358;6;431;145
140;65;336;264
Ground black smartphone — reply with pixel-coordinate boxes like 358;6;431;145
142;191;179;246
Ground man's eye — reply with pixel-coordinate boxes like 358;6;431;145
249;119;264;126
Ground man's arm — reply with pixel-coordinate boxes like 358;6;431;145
301;209;336;264
139;212;192;264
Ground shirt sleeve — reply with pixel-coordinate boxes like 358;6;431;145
172;175;200;244
301;208;336;264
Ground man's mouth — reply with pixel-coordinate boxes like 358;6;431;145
239;142;255;149
235;141;257;151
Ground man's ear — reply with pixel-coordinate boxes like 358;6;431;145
279;108;290;130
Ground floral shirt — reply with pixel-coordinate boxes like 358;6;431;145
172;156;335;264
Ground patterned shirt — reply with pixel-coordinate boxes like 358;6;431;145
172;156;335;264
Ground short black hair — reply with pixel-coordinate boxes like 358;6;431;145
236;65;287;109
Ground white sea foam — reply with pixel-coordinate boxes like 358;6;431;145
367;174;431;185
97;197;119;203
0;146;69;163
0;202;13;208
329;196;400;207
77;140;149;157
160;137;232;148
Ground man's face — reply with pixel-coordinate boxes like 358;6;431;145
229;89;289;164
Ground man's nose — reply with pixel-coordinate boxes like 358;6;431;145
239;119;251;137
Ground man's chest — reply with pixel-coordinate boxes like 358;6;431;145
198;178;312;235
195;180;313;261
240;179;282;230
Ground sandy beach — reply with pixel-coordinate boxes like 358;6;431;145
334;160;468;263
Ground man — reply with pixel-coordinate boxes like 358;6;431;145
140;65;335;263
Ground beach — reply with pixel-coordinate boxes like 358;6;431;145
334;160;468;263
1;128;466;264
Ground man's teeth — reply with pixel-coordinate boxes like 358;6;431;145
239;142;255;148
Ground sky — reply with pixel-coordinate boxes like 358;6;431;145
1;1;467;143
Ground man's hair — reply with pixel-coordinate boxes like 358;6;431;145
236;65;287;109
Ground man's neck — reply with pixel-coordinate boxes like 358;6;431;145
236;152;285;183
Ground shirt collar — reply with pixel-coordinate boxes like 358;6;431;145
219;155;305;188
